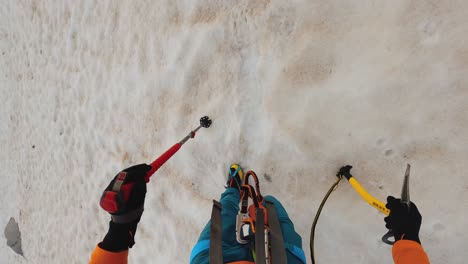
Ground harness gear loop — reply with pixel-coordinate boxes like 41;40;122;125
236;170;271;263
211;169;288;264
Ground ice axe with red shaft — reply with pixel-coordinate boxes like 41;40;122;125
145;116;212;182
99;116;212;214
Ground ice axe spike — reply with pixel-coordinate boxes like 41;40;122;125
382;164;412;245
145;116;212;182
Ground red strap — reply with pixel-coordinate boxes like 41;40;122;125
100;192;119;214
100;172;132;214
120;183;134;202
248;204;268;225
112;172;127;191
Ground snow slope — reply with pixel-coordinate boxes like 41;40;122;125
1;0;468;263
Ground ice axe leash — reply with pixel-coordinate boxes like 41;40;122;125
310;164;411;263
310;173;342;264
100;116;212;214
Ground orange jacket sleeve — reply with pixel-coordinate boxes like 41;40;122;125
392;240;429;264
89;245;128;264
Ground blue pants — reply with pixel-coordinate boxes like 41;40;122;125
190;188;306;264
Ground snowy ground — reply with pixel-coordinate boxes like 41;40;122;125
1;0;468;263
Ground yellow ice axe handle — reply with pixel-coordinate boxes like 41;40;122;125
338;166;390;216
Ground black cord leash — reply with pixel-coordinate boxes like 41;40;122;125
310;174;343;264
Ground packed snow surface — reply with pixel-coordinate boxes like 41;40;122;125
1;0;468;263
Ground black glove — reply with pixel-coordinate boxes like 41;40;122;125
99;164;151;251
384;196;422;244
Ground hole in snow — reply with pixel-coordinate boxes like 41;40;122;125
263;173;272;183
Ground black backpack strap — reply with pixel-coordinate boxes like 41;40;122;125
255;208;267;263
266;201;287;264
209;200;223;264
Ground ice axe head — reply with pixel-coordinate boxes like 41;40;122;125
200;116;212;128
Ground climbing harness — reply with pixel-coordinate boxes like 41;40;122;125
209;200;223;263
265;201;287;264
209;170;287;264
236;170;270;263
